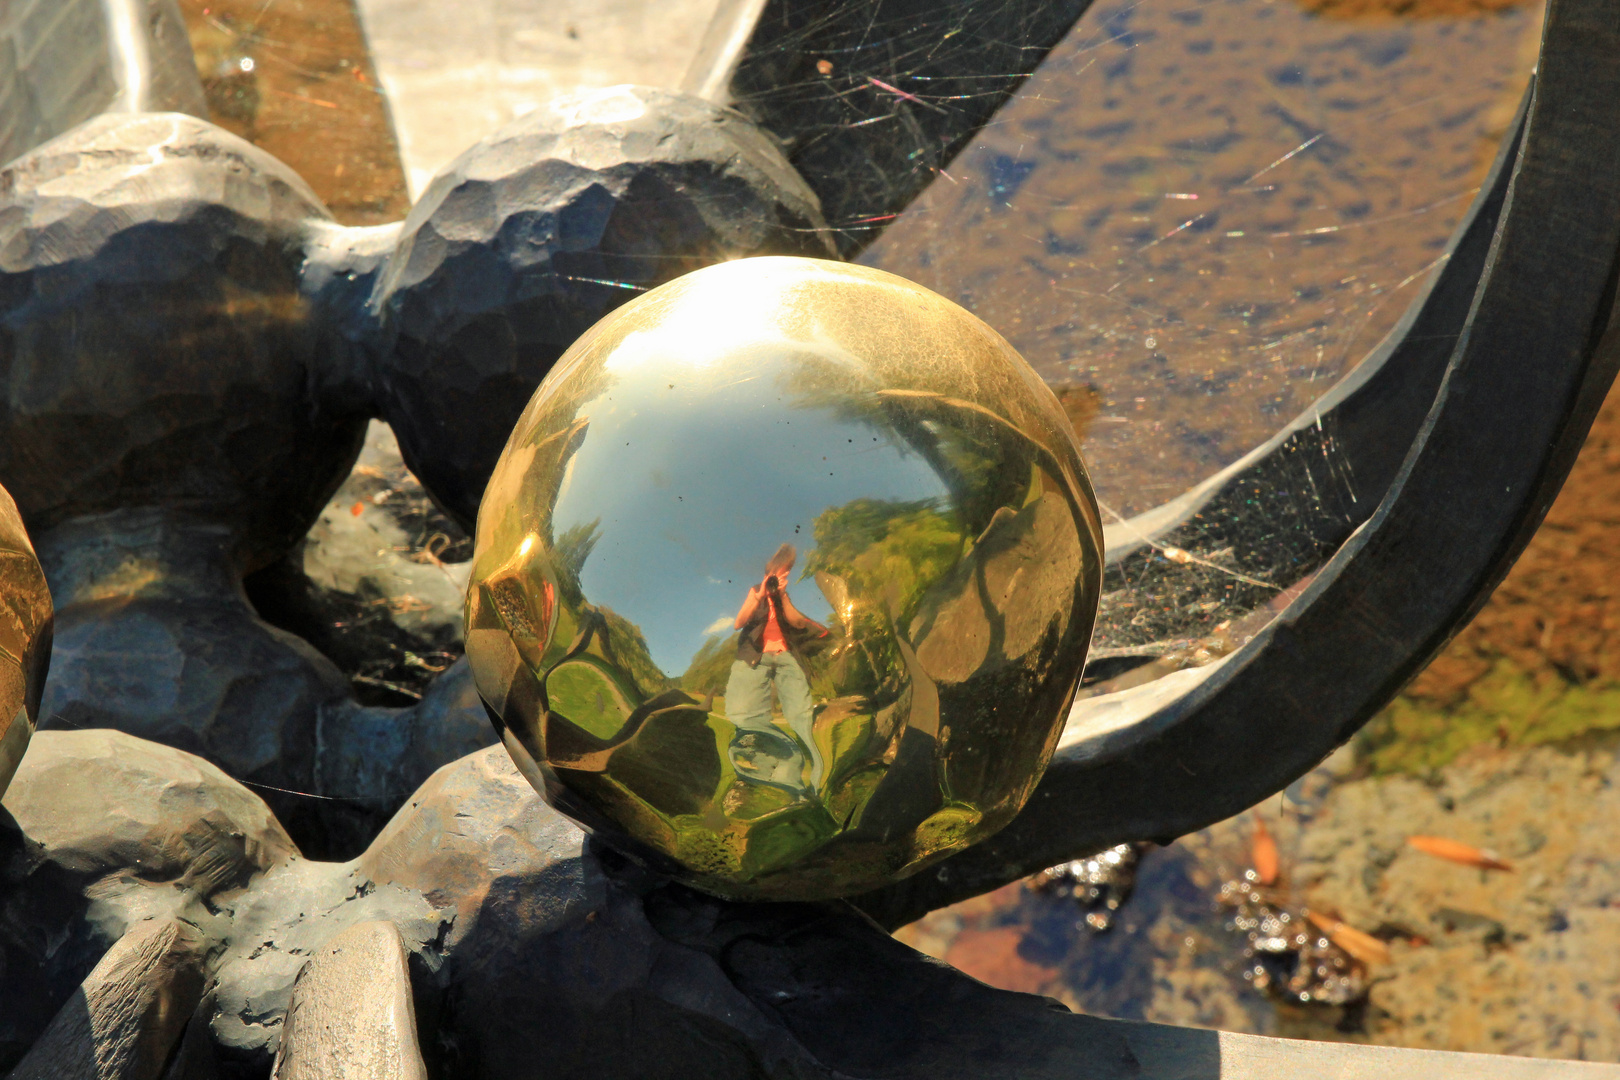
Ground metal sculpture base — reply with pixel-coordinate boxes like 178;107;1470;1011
2;729;1594;1080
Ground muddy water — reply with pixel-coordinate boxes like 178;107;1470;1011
862;0;1540;516
899;735;1620;1059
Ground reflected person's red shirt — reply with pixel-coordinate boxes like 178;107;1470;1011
762;589;787;653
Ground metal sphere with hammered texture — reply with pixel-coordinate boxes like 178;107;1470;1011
466;257;1102;900
0;482;52;801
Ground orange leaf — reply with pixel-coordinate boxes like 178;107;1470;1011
1406;835;1514;871
1306;910;1391;966
350;502;365;517
1251;815;1280;886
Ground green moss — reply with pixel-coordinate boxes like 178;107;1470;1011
1357;658;1620;777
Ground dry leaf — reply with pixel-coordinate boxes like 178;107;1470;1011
1306;910;1392;966
1407;835;1514;871
1251;815;1280;886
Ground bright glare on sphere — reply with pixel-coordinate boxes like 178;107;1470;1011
466;256;1103;900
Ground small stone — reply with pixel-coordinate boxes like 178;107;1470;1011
271;921;428;1080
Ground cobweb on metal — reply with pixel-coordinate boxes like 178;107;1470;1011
851;0;1539;664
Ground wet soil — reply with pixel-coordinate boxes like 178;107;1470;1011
177;0;410;224
900;733;1620;1060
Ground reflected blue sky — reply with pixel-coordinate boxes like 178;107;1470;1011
551;350;951;675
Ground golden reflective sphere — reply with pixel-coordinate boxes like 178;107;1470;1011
0;482;52;801
466;257;1103;900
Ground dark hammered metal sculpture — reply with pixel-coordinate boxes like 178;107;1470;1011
0;112;358;568
0;80;833;856
0;481;50;801
0;112;380;845
466;256;1103;899
0;0;205;168
857;0;1620;923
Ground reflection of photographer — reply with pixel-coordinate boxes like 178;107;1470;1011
726;544;827;793
746;566;796;622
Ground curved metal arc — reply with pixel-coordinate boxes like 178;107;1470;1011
683;0;772;103
1088;87;1532;659
104;0;207;117
856;0;1620;927
698;0;1099;256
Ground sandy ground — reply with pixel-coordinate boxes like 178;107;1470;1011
176;0;411;224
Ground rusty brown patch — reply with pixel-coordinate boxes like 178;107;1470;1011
177;0;411;225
